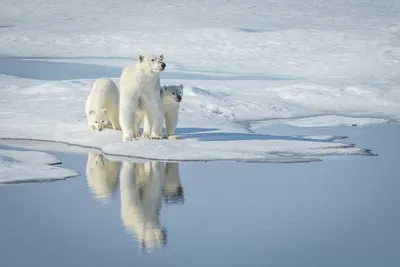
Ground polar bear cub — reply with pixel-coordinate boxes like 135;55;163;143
86;152;121;200
85;78;121;131
135;84;183;140
119;54;166;141
163;162;184;204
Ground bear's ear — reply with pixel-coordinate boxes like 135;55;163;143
102;108;107;114
137;54;144;63
179;84;184;89
162;85;168;91
159;54;164;61
89;110;95;115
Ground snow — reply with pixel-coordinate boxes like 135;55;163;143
0;149;80;184
0;0;399;164
250;115;390;129
1;1;399;82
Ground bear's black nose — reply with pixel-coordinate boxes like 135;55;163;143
161;62;166;69
177;95;182;102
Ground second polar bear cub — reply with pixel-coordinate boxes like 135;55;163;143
85;78;121;131
136;84;184;140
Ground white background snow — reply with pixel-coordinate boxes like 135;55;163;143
0;0;399;179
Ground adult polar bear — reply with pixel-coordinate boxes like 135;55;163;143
120;161;167;249
119;54;166;141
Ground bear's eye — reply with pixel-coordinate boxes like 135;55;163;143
151;59;155;62
95;121;98;123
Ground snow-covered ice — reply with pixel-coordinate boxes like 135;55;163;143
0;74;381;163
1;0;399;164
0;149;79;184
1;1;399;83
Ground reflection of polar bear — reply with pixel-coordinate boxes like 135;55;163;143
85;78;121;131
85;152;121;200
119;54;166;141
120;161;167;249
163;162;185;204
136;84;184;140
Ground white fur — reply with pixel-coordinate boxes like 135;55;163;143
85;152;121;200
136;84;183;140
85;78;121;131
120;161;167;250
119;54;166;141
163;162;184;204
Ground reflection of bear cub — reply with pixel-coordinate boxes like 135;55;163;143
119;54;166;141
163;162;184;204
120;161;167;250
136;84;184;140
85;152;121;200
85;78;121;131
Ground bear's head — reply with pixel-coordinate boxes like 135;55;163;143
86;152;119;200
161;84;184;103
88;108;108;131
137;54;166;74
139;226;168;250
164;185;185;204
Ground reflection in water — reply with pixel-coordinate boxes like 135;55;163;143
85;152;120;200
84;153;185;250
120;161;167;250
164;163;185;204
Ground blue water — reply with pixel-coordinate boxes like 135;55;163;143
0;123;399;267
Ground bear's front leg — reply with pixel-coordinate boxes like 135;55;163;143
119;96;139;141
163;162;184;204
141;115;152;139
142;95;164;140
165;111;179;140
150;107;164;140
109;108;121;130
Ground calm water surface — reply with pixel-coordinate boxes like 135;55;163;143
0;124;399;267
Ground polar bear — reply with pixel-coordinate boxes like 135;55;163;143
135;84;184;140
85;78;121;131
85;152;121;201
119;54;166;141
163;162;184;204
120;161;167;250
